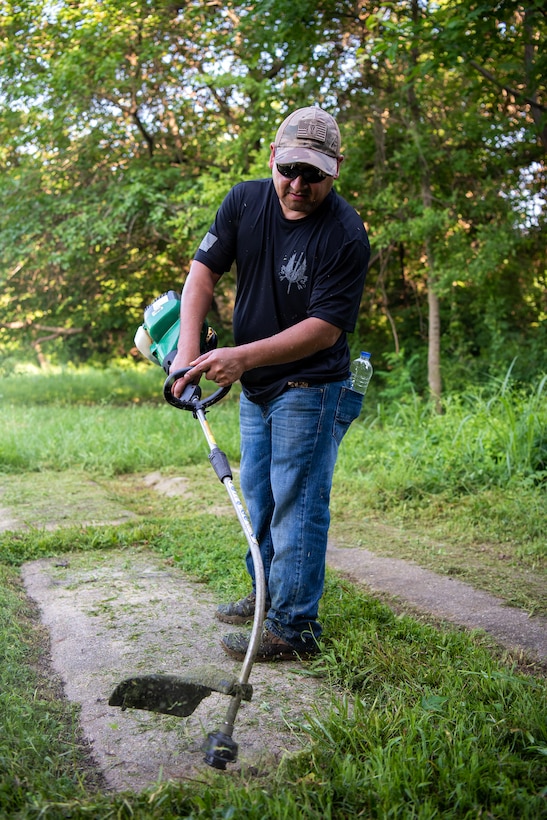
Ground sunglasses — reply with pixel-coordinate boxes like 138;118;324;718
276;163;329;184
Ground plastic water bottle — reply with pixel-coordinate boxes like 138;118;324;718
349;351;373;395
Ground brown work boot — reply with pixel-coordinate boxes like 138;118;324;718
216;593;259;624
220;627;318;662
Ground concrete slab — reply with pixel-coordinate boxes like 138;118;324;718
327;543;547;663
22;550;323;793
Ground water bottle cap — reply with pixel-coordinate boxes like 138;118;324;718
361;351;371;358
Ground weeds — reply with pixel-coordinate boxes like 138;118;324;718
0;366;546;817
341;375;547;500
0;540;547;820
1;528;545;818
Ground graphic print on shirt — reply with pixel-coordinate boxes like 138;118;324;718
279;251;308;293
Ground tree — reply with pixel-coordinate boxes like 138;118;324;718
325;0;545;399
0;0;544;395
0;0;262;359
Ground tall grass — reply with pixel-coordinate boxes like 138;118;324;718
0;362;164;405
0;370;242;474
331;376;546;585
0;402;241;474
337;374;547;498
1;366;545;489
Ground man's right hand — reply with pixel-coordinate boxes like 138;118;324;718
169;349;201;398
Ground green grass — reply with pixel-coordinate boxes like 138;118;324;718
0;362;165;406
0;383;242;475
0;365;546;817
0;519;545;818
4;366;543;612
0;565;99;813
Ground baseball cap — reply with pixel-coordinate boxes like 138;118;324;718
274;107;341;177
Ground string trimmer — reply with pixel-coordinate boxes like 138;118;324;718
109;293;266;770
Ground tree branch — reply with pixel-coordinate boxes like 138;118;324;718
468;59;546;114
1;322;82;336
132;110;155;156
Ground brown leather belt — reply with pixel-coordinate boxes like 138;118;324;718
287;380;311;388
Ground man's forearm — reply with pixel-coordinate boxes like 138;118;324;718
173;261;220;366
237;317;342;372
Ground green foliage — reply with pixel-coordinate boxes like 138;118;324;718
0;0;545;390
340;371;547;503
344;0;545;392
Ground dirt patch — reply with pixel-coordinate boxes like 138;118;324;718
142;470;234;515
0;470;233;532
0;472;137;531
0;505;18;533
22;549;324;793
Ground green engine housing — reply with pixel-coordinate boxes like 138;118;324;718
135;290;217;373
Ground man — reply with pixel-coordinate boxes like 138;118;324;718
171;106;370;661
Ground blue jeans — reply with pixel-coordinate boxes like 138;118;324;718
239;380;363;651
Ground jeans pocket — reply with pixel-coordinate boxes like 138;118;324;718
333;386;363;444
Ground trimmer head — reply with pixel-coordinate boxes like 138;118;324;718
109;665;253;718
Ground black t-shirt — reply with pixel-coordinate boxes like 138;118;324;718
194;179;370;403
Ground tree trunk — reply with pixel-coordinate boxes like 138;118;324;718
408;0;443;412
421;181;443;413
427;270;443;413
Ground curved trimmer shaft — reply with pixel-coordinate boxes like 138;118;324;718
194;403;267;768
163;374;267;766
162;371;266;694
195;404;266;687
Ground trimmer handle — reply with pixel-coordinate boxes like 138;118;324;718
163;368;231;412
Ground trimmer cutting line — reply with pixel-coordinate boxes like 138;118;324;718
109;293;267;769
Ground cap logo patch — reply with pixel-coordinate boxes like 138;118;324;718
297;121;327;143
